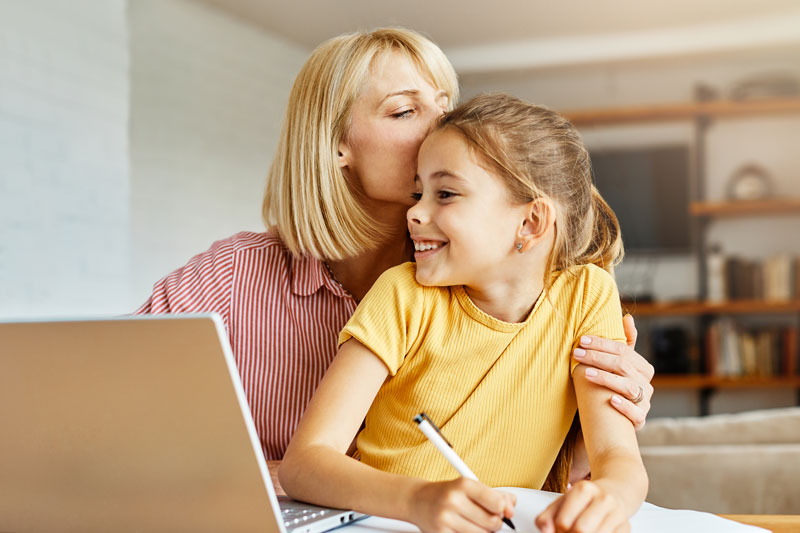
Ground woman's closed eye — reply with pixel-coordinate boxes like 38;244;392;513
391;107;415;119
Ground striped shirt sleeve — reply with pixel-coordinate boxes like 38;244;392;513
134;237;236;332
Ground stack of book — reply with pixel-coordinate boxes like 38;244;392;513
717;254;800;301
705;319;798;377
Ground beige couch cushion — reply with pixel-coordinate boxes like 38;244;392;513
638;407;800;446
641;444;800;514
638;407;800;514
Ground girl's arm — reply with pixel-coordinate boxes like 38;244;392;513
279;338;514;533
572;314;655;429
536;364;648;533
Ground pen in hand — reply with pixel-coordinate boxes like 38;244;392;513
414;413;516;530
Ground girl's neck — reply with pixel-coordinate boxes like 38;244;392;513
465;275;545;324
464;242;552;323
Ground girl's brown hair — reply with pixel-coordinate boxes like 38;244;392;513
434;92;623;280
436;93;624;490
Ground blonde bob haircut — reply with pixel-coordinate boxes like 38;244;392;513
263;28;459;260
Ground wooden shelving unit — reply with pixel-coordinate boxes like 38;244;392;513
562;96;800;415
622;299;800;317
653;375;800;390
690;198;800;217
562;98;800;126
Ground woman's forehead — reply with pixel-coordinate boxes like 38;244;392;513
363;50;438;101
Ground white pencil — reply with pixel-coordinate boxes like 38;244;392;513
414;413;516;530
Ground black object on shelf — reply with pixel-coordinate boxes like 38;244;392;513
652;326;691;374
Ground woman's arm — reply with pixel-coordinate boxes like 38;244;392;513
536;364;648;533
279;339;514;533
572;314;655;429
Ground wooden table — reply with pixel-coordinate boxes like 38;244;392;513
268;461;797;531
720;514;800;532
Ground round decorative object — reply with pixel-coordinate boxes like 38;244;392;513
726;164;772;201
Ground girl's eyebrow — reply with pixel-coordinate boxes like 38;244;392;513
415;170;468;184
432;170;466;183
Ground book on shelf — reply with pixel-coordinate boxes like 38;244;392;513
704;318;797;378
716;254;799;302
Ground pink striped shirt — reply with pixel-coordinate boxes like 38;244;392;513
135;231;357;459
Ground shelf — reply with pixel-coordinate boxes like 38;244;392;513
622;299;800;316
562;97;800;126
653;375;800;389
690;198;800;217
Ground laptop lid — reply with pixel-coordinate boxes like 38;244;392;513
0;314;286;532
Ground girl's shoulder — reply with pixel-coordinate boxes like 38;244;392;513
551;263;617;297
371;262;424;294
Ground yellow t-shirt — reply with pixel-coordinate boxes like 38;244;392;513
338;262;625;489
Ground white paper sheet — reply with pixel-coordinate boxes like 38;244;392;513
347;487;770;533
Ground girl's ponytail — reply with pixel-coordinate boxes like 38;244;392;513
576;186;624;276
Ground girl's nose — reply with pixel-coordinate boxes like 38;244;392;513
407;200;426;225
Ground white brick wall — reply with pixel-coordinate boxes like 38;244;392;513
0;0;307;317
0;1;131;318
129;0;307;306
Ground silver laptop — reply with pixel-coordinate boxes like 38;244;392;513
0;314;365;533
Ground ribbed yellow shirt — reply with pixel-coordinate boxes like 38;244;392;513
338;262;624;489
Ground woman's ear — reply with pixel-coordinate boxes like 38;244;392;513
337;140;351;170
516;198;556;253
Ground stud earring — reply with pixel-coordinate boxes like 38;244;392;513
516;243;523;253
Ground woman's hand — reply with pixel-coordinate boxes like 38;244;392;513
535;480;629;533
572;314;654;429
410;478;515;533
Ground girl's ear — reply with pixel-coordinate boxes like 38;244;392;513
516;198;556;253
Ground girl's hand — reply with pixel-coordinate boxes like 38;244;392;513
572;314;655;429
535;480;629;533
410;478;515;533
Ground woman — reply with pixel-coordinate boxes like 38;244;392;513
136;28;654;476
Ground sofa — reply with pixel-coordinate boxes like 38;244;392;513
637;406;800;515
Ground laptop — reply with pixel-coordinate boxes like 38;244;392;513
0;314;365;533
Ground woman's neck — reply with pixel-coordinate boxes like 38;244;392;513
326;221;413;302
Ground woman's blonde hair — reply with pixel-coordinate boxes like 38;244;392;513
435;92;624;280
263;28;459;260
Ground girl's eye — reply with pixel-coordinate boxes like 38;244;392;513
392;108;415;119
438;190;457;200
410;192;422;201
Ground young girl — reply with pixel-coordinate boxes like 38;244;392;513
279;93;648;533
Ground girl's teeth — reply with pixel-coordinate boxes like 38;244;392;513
415;242;441;251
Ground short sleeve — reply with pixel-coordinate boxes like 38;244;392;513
338;263;425;375
133;237;236;332
571;265;626;374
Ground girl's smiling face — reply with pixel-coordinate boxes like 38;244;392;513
407;127;531;290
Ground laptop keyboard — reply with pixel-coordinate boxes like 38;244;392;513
282;506;334;527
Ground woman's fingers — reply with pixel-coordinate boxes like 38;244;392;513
622;313;638;348
610;393;648;430
576;333;655;380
